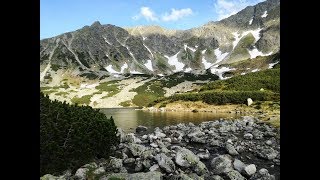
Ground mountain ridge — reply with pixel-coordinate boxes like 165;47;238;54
40;0;279;79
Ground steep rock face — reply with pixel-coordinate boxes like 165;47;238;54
40;0;279;77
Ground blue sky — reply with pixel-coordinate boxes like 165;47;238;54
40;0;264;39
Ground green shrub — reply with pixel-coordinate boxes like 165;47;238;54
150;90;279;106
40;92;118;176
201;68;280;93
71;95;92;105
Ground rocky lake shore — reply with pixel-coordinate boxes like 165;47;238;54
41;116;280;180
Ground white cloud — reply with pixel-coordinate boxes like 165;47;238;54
214;0;265;20
161;8;193;22
133;7;158;21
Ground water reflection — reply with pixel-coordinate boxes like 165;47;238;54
99;108;240;133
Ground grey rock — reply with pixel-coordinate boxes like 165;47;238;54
191;136;207;143
244;133;253;140
244;164;256;176
226;143;239;155
136;125;148;133
155;153;176;173
128;143;147;157
135;160;144;172
233;159;246;172
175;148;200;167
149;164;160;172
250;168;275;180
126;133;142;143
142;159;152;169
257;148;278;160
211;175;224;180
123;158;135;164
194;161;208;175
105;172;163;180
93;167;105;175
197;150;210;160
109;157;123;171
40;174;61;180
74;168;89;180
210;154;233;174
252;129;264;140
226;170;246;180
247;98;253;106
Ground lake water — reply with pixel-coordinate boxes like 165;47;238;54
99;108;241;133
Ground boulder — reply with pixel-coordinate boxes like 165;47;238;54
149;164;160;172
244;133;253;140
233;159;245;172
135;159;144;172
175;148;200;167
226;170;246;180
128;143;147;157
194;161;208;175
116;128;126;143
123;158;135;164
247;98;253;106
226;143;239;155
104;172;163;180
250;168;275;180
210;154;233;174
197;150;210;160
155;153;176;173
244;164;256;176
136;125;148;133
257;148;278;160
191;136;206;143
74;168;89;180
126;133;142;143
93;167;105;175
109;157;123;172
40;174;60;180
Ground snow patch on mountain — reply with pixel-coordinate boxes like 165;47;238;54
202;56;213;69
232;28;263;49
214;48;229;63
249;18;253;25
184;44;196;52
184;68;192;72
248;47;273;59
105;65;120;74
144;60;153;71
251;69;260;72
232;32;241;50
130;70;144;74
143;43;154;58
210;65;236;80
103;37;112;45
120;63;128;73
202;49;207;54
165;52;185;72
261;11;268;18
268;61;279;69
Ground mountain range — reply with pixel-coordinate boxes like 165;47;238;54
40;0;279;81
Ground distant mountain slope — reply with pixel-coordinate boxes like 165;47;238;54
40;0;279;79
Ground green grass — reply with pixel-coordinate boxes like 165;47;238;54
41;89;57;95
119;101;132;107
55;92;69;96
131;80;166;107
227;33;255;62
96;80;120;98
150;90;279;107
70;95;92;105
150;68;280;107
201;68;280;93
